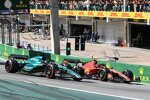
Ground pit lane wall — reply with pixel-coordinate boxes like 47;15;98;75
0;43;150;83
0;44;50;60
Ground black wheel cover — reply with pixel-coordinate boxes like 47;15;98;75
98;69;108;81
45;65;55;79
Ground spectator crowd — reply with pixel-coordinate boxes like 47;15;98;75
30;0;150;12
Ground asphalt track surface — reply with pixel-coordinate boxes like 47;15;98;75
0;60;150;100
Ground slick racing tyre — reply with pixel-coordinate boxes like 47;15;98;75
5;60;19;73
45;64;56;79
74;67;84;77
73;78;82;81
98;68;109;81
122;69;133;83
73;67;84;81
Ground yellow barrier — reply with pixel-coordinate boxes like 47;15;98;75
30;9;150;19
30;9;51;15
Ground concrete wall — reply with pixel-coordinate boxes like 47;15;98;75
97;19;125;43
59;17;125;43
18;15;126;44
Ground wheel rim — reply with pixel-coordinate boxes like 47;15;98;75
45;67;53;78
5;62;10;72
123;70;133;81
99;71;104;79
123;71;127;76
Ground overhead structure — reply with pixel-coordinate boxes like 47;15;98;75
50;0;60;54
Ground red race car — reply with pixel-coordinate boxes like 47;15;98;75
83;59;140;83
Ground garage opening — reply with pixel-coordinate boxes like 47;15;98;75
130;24;150;49
70;24;92;37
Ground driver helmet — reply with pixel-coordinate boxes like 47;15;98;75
93;59;97;64
63;59;68;66
42;56;46;60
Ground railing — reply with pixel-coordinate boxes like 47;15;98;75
0;32;51;53
20;41;51;53
0;40;51;53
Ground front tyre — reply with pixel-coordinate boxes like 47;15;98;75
74;67;84;77
98;68;109;81
73;78;82;81
122;69;133;83
5;60;19;73
45;64;56;79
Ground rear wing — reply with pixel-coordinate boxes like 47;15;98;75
64;58;89;65
9;54;29;60
107;57;119;62
64;59;82;63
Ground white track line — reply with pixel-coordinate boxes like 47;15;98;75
0;57;143;100
0;77;142;100
23;80;142;100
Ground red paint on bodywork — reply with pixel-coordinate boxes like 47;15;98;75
110;69;131;81
83;61;102;75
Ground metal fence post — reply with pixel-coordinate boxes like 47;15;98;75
38;44;39;51
47;46;48;53
43;45;44;52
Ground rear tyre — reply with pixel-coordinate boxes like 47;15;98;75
122;69;133;83
45;64;56;79
5;60;19;73
85;72;92;79
98;68;109;81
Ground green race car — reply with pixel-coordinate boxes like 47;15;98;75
5;54;84;81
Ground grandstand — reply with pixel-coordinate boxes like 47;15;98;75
12;0;150;48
